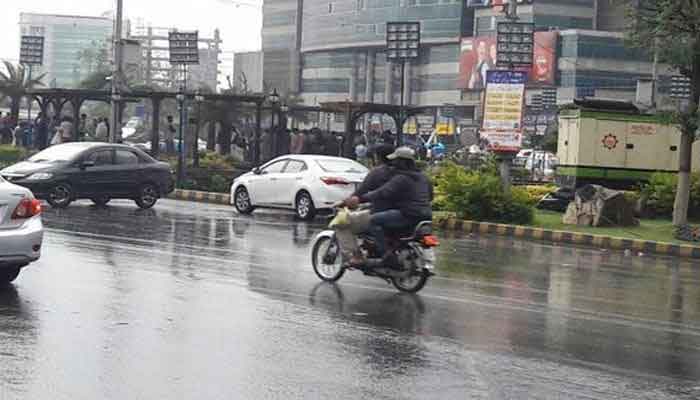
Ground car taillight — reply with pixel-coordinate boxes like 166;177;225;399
12;198;42;219
321;177;350;185
421;235;439;247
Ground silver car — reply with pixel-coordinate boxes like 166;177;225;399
0;175;43;285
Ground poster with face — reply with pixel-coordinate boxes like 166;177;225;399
459;32;558;89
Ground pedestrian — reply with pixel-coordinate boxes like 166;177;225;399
355;138;368;164
60;117;74;143
48;115;61;145
79;113;88;141
95;118;108;141
13;122;26;147
34;113;49;150
166;115;176;155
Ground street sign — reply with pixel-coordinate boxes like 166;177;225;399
19;36;44;66
496;22;535;67
168;31;199;65
481;70;526;152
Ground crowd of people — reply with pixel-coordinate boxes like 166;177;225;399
0;112;113;150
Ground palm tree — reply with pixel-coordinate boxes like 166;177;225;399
0;61;46;121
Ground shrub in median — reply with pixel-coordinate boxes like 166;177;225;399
434;162;534;225
0;145;26;169
641;172;700;218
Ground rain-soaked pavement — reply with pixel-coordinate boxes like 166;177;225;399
1;199;700;399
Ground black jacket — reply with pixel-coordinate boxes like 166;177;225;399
359;168;433;221
354;164;394;212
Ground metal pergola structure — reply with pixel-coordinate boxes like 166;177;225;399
26;88;267;162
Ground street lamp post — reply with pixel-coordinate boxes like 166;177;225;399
269;88;280;158
176;90;186;187
386;21;420;146
194;91;205;168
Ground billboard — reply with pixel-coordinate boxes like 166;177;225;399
459;32;558;89
481;70;526;153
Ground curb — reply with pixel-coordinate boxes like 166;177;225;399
165;189;700;260
168;189;231;205
433;216;700;260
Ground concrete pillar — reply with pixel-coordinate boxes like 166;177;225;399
349;52;358;102
384;62;393;104
365;50;375;102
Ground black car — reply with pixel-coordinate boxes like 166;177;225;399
0;142;174;209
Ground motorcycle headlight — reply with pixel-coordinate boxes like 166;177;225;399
26;172;54;181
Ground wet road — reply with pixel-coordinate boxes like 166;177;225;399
1;199;700;399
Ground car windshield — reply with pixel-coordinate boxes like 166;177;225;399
316;159;368;174
28;144;91;163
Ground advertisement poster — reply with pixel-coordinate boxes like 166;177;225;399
459;31;558;89
481;70;526;152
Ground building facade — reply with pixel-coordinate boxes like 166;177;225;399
262;0;666;131
19;13;113;88
129;25;222;91
233;51;264;93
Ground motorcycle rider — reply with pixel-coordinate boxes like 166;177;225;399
351;143;395;213
344;146;433;262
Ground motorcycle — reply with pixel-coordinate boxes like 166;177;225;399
311;210;438;293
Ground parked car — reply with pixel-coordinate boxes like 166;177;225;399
0;142;174;209
0;176;43;285
231;155;368;220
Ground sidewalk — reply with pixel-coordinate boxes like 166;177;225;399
168;189;700;260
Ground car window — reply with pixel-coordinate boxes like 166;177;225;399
316;159;368;174
115;150;139;165
284;160;306;174
262;160;287;173
86;150;113;166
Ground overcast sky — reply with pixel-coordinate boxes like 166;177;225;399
0;0;262;69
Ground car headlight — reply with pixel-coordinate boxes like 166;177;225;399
26;172;54;181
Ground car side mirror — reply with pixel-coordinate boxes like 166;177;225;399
81;160;96;169
253;167;262;175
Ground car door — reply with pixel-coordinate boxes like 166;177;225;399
249;159;288;205
275;159;307;207
75;149;115;198
113;149;142;196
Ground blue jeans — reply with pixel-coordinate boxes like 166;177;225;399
368;209;412;256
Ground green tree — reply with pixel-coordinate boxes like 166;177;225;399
0;61;46;121
625;0;700;225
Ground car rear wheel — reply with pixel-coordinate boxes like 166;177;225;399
234;187;254;214
295;191;316;221
0;267;21;286
91;195;111;207
47;183;73;209
135;184;159;209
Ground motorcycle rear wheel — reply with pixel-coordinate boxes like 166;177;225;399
392;271;429;293
312;236;345;282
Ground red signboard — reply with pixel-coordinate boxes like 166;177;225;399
459;31;558;89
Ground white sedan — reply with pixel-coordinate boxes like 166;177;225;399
231;155;368;220
0;175;43;285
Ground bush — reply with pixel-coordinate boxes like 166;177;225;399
641;172;678;217
198;152;238;170
0;145;26;168
641;172;700;218
434;162;534;225
522;185;557;207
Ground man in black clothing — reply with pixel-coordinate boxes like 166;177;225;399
345;146;433;257
351;144;395;213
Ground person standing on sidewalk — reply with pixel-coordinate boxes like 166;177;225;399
166;115;176;155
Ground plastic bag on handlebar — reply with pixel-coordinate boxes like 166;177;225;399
329;207;351;228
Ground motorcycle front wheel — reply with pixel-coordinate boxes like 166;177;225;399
312;236;345;282
392;271;429;293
